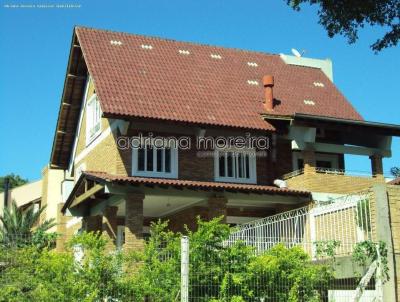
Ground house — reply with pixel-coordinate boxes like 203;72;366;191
42;27;400;253
0;179;42;218
389;177;400;185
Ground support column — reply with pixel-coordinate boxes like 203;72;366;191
102;206;118;250
124;193;144;251
208;196;227;223
302;149;316;174
370;154;384;180
372;184;396;301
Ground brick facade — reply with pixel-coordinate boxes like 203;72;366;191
207;196;228;222
286;172;385;194
75;123;278;185
165;206;209;232
102;206;118;250
124;194;145;251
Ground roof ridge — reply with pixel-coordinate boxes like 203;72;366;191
74;25;279;58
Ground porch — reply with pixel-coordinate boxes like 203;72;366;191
61;171;310;251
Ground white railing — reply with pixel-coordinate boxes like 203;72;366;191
282;168;379;180
228;190;373;257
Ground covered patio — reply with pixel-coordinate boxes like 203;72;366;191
61;172;310;250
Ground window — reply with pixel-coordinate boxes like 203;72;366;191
86;94;101;144
132;140;178;178
214;149;257;184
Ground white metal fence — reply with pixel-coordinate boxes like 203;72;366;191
227;190;373;258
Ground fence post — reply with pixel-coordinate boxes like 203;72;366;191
309;208;316;260
181;236;189;302
372;184;396;302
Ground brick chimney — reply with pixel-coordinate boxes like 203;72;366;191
263;75;274;111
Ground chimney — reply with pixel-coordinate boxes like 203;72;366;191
263;75;274;110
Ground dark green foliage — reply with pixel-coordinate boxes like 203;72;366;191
314;240;341;259
0;201;56;245
352;240;389;282
0;232;143;302
287;0;400;52
0;217;336;302
0;174;28;192
249;245;333;302
391;166;400;178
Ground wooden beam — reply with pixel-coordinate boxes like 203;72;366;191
67;74;86;80
70;184;104;208
62;102;80;109
292;141;391;157
90;195;125;216
57;130;74;135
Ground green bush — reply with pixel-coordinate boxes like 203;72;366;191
0;217;335;302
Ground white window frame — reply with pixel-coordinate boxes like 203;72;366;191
214;149;257;184
292;152;339;170
86;94;102;145
132;139;178;179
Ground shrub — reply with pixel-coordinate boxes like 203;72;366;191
0;217;335;301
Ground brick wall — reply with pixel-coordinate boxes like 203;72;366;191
274;138;293;179
387;185;400;301
165;206;209;232
102;129;276;185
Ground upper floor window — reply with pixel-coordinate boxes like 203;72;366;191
214;149;257;184
132;140;178;178
86;94;101;144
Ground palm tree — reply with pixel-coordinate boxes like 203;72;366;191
0;201;56;245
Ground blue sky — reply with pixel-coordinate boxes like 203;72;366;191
0;0;399;181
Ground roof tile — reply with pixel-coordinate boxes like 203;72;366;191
76;27;362;131
85;171;310;196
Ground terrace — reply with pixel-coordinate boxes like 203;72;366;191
283;167;386;194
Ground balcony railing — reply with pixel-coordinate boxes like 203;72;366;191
282;168;378;180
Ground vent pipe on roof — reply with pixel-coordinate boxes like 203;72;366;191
263;75;274;111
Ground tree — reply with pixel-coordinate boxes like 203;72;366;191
286;0;400;52
391;166;400;177
0;174;28;193
0;201;56;244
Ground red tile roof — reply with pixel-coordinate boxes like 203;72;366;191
75;27;362;131
84;171;310;197
388;177;400;185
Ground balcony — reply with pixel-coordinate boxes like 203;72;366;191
282;168;386;194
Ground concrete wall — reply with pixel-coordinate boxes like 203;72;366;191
0;179;42;216
40;166;65;231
